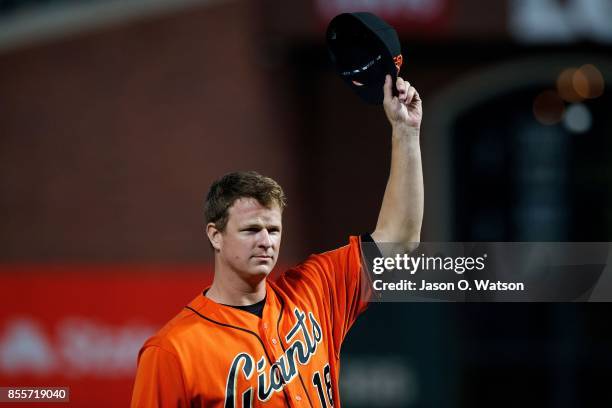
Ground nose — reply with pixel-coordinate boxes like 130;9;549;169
257;229;273;249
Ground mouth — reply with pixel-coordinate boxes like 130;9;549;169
253;255;273;260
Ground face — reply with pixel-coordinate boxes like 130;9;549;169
209;197;282;282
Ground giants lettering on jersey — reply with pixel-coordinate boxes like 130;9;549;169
224;308;323;407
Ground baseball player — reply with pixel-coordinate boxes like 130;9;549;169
130;74;423;407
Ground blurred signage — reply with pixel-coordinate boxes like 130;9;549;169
315;0;451;34
0;317;154;377
509;0;612;43
340;356;418;406
0;266;213;407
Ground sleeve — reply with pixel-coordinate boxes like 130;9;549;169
278;235;373;358
130;345;189;408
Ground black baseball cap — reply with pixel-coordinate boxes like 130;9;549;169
326;12;403;104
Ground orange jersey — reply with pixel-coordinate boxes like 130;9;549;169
131;236;371;407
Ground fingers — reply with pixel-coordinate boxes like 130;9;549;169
396;76;417;105
383;74;392;103
405;87;416;105
412;89;421;105
396;77;408;101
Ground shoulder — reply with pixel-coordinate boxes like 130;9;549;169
140;303;214;359
274;236;365;296
141;309;191;349
291;236;361;272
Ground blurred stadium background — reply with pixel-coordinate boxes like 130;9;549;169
1;0;611;406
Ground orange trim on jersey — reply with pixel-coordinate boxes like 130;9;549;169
393;54;403;74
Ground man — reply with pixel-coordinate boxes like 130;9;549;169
131;74;423;407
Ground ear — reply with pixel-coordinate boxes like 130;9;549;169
206;222;223;251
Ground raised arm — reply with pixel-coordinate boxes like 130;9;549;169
371;75;424;251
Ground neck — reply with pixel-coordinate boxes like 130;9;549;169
206;261;267;306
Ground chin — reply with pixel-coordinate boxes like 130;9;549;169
250;260;277;276
238;268;271;285
251;265;273;276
